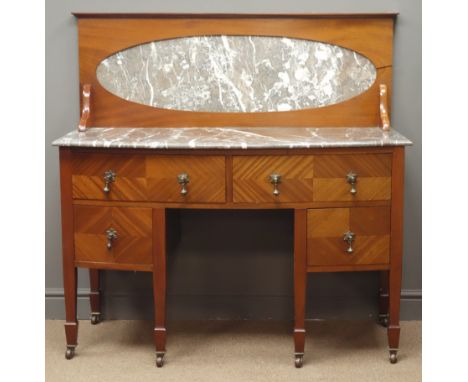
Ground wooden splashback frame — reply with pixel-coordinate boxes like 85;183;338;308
75;13;396;127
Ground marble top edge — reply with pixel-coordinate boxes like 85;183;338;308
52;127;413;150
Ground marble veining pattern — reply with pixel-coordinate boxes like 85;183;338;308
96;36;376;113
53;127;412;149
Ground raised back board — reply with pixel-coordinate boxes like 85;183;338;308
75;13;395;127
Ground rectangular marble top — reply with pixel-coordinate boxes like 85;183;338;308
52;127;412;150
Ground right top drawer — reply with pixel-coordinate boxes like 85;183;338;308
313;154;392;202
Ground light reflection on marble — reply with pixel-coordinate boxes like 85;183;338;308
53;127;412;149
96;36;376;113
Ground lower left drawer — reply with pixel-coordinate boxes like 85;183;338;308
74;205;152;268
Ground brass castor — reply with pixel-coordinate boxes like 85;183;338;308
378;314;389;328
156;353;165;368
65;347;75;360
295;354;303;368
389;350;398;364
90;313;101;325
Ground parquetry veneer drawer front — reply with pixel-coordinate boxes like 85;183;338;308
233;156;314;203
313;154;392;202
307;207;390;267
72;153;147;201
146;156;226;203
74;205;152;267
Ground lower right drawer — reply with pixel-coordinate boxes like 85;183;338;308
307;207;390;267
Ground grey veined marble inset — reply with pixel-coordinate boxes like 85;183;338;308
96;36;377;113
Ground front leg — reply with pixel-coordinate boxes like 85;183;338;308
153;209;167;367
388;267;402;364
89;269;102;324
387;147;405;364
293;209;307;368
64;266;78;359
60;148;78;359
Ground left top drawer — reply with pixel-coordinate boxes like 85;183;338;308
72;153;147;201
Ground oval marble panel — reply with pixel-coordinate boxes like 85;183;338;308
96;36;376;113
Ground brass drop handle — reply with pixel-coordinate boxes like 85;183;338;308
343;231;356;254
103;170;116;193
177;173;189;196
106;228;117;250
269;173;281;196
346;172;358;195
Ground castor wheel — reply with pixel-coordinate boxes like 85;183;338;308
294;354;304;368
90;313;101;325
65;347;75;360
389;350;398;364
378;314;389;327
156;353;165;368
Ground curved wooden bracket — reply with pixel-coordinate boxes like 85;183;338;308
379;84;390;131
78;84;91;132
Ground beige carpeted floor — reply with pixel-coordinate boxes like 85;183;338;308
45;320;421;382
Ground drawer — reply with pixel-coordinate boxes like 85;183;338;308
313;154;392;201
146;156;225;203
307;207;390;267
74;206;152;266
233;156;314;203
72;153;147;201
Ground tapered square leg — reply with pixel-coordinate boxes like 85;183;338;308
387;147;405;364
60;148;78;360
293;209;307;368
89;269;102;324
63;264;78;359
378;270;389;327
153;209;167;367
388;267;402;364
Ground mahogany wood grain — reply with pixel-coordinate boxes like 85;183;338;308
294;209;307;356
233;156;314;203
314;154;392;177
307;264;389;272
225;155;234;203
72;153;147;201
74;205;153;267
313;178;391;202
75;261;152;272
388;147;405;352
89;269;101;315
146;156;225;203
60;148;79;347
73;198;391;210
153;209;167;356
78;84;91;132
77;17;393;127
307;207;391;267
313;154;392;202
379;84;391;131
70;147;396;206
